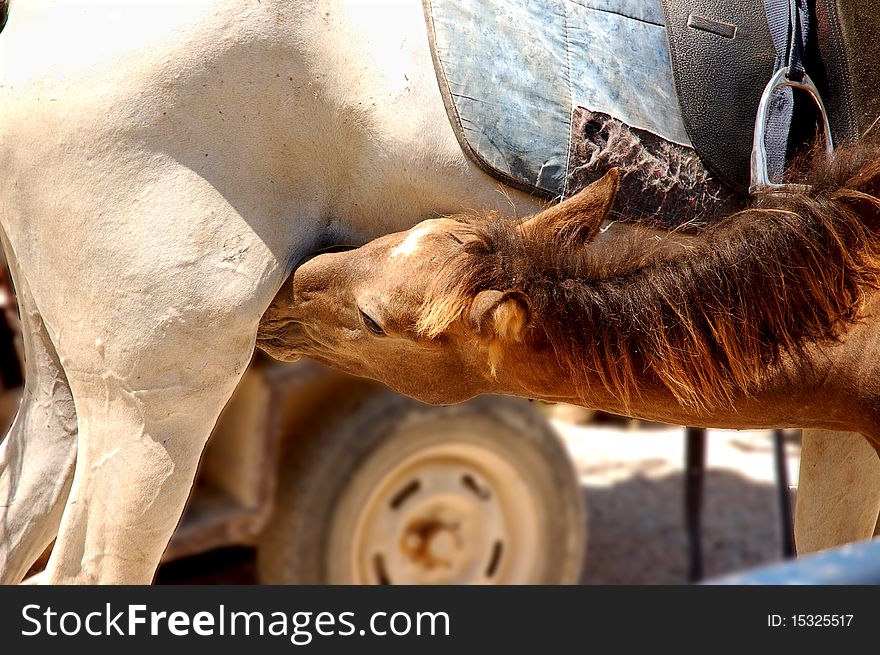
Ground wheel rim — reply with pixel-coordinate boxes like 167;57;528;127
342;443;542;584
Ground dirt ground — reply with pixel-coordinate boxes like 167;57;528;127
553;408;798;584
156;405;800;585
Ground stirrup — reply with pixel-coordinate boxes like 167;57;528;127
749;65;834;194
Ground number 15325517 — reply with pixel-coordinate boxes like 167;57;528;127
768;614;853;627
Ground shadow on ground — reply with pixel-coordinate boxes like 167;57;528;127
579;468;790;584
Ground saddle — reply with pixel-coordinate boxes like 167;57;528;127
660;0;880;193
424;0;880;228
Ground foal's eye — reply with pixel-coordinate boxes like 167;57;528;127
359;309;385;336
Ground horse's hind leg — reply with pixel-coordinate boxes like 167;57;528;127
794;429;880;554
41;321;255;584
0;273;77;584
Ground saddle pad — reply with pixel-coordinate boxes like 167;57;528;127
423;0;741;227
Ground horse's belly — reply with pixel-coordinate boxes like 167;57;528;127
298;0;545;234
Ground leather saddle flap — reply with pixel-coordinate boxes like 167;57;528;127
660;0;880;193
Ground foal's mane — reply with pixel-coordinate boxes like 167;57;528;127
418;143;880;411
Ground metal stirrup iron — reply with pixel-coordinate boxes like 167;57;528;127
749;66;834;193
749;0;834;194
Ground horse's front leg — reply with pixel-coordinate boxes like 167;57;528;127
41;321;257;584
794;429;880;554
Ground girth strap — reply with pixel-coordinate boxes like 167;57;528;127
762;0;809;182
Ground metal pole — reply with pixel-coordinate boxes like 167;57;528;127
684;427;707;581
773;429;796;558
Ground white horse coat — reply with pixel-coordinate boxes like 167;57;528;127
0;0;876;583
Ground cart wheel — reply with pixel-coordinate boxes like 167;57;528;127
257;392;585;584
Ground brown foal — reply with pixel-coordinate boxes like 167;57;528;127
258;144;880;453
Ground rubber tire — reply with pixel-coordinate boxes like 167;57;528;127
256;391;586;584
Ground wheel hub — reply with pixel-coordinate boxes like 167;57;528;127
401;515;462;570
346;443;542;584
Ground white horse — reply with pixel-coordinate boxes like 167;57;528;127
0;0;876;584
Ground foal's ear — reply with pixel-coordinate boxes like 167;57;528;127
520;168;619;246
469;289;531;342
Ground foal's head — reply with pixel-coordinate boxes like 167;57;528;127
258;171;621;403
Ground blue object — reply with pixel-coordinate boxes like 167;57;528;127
707;538;880;585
